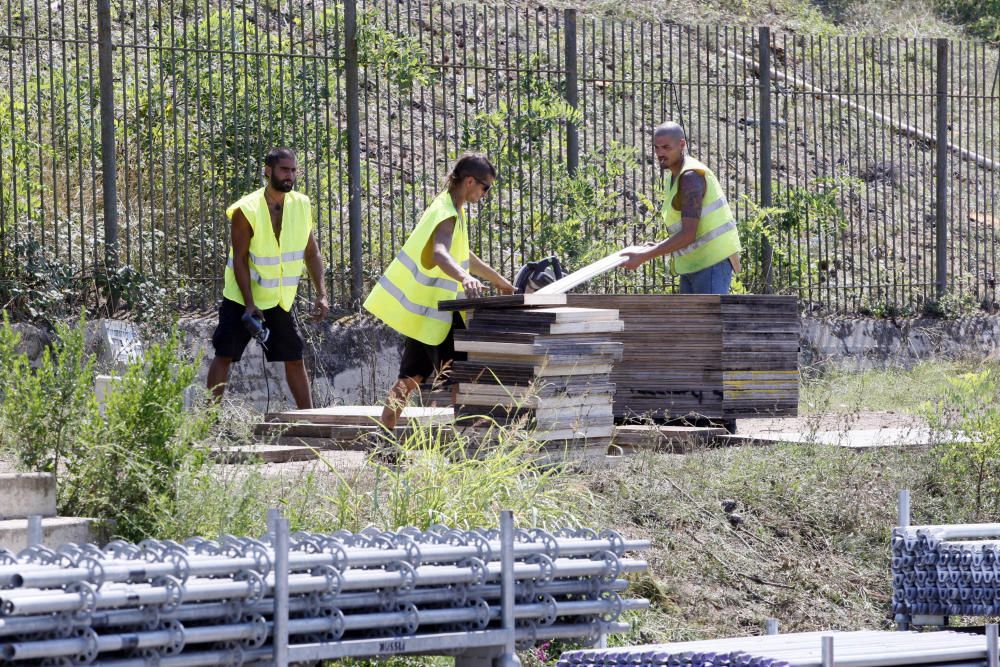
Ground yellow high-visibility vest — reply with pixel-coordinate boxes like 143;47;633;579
662;156;742;275
364;190;470;345
222;188;312;312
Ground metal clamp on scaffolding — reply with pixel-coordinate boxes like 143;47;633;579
0;511;648;666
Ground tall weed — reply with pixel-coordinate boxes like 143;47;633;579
922;369;1000;520
320;420;591;531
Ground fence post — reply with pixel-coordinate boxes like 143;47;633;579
345;0;364;304
935;38;949;298
564;9;579;176
96;0;119;274
757;26;773;294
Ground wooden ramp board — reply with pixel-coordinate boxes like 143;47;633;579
438;294;567;311
611;425;728;454
212;444;322;464
264;406;453;426
254;423;380;439
533;250;635;295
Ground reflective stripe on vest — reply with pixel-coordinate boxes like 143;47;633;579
226;258;303;288
363;190;470;346
672;219;738;256
665;195;730;235
222;188;312;311
376;275;453;324
395;249;460;291
661;156;742;275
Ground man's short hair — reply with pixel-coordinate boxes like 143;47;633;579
265;147;297;167
653;122;686;142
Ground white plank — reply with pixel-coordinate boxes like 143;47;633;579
534;248;646;295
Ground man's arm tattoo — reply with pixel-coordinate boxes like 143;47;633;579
679;172;706;220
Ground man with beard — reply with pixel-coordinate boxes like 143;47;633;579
621;122;742;294
206;147;329;407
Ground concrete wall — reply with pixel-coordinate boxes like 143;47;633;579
178;312;403;411
9;312;1000;410
801;315;1000;369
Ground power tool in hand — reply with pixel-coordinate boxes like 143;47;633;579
241;311;270;347
513;256;564;294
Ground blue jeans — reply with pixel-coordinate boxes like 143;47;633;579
679;258;734;294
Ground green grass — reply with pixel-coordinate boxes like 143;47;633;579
801;358;1000;415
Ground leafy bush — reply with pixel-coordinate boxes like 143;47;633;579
923;369;1000;519
0;315;216;541
0;239;80;323
922;289;981;319
0;312;96;472
739;177;860;298
935;0;1000;41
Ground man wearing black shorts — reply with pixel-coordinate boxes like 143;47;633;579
206;147;329;408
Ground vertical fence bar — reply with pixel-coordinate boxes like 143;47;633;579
96;0;119;276
987;623;999;667
273;512;290;666
26;515;43;548
897;489;911;529
821;636;835;667
564;9;579;176
499;509;521;667
935;38;949;298
345;0;364;304
758;26;773;293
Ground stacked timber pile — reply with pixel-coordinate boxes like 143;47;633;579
557;630;991;667
892;522;1000;617
565;294;798;421
440;294;623;456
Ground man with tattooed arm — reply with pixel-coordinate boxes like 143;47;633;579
621;122;742;294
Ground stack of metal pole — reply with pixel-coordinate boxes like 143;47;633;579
0;522;648;665
892;523;1000;617
557;628;998;667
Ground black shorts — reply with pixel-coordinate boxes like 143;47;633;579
212;298;304;362
398;312;466;383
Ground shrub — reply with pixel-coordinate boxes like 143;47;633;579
0;311;96;473
0;315;216;541
923;369;1000;519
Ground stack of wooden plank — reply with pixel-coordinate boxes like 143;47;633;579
719;295;799;416
565;294;798;421
439;294;624;455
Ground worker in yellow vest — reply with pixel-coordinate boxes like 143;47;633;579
622;122;742;294
206;147;329;408
364;154;515;431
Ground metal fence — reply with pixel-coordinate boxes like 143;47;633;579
1;0;998;314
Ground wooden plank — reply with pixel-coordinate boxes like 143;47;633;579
456;339;624;358
456;392;612;410
265;406;452;426
438;294;567;311
212;444;321;464
533;250;633;295
470;306;619;324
